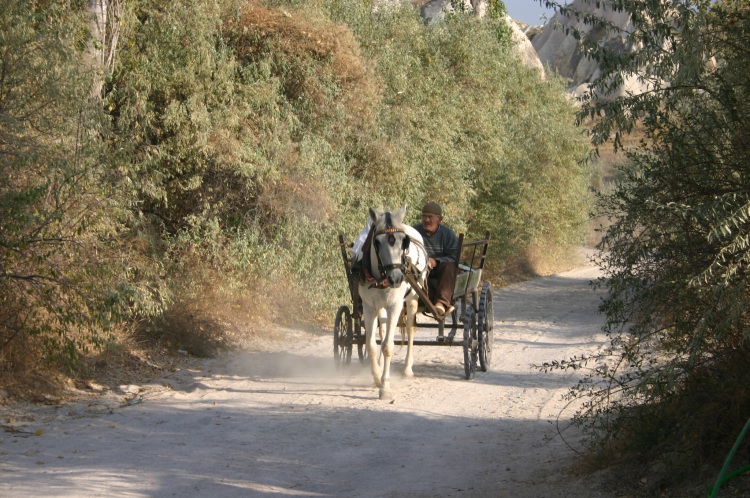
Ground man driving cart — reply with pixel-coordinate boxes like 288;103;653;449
413;202;459;318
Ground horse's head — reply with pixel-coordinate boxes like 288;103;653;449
368;204;411;288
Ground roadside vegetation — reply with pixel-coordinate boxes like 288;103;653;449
7;0;749;495
0;0;589;393
540;0;750;495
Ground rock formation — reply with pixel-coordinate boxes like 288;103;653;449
376;0;649;98
531;0;649;98
506;16;544;78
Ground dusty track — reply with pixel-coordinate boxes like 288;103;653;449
1;261;616;497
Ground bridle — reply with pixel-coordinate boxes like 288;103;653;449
372;227;408;278
366;226;426;289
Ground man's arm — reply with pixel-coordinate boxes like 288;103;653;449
435;227;459;265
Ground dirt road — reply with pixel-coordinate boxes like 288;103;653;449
1;261;616;497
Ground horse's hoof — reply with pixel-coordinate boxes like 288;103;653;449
379;388;393;400
403;369;414;378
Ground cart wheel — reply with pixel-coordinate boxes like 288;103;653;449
355;316;368;362
463;306;477;380
477;282;494;372
334;306;353;367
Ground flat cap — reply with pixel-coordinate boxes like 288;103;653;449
422;202;442;217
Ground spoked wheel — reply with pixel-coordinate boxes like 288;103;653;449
463;306;477;380
477;282;494;372
334;305;353;367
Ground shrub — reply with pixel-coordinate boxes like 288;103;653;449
542;0;750;490
0;1;141;370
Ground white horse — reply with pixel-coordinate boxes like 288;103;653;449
359;204;428;400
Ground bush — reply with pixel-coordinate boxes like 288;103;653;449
542;0;750;491
106;0;589;326
0;1;141;370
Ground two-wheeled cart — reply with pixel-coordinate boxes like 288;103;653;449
334;230;493;379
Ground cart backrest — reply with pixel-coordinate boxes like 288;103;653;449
452;230;491;300
459;230;490;269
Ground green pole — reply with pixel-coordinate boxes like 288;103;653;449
709;418;750;498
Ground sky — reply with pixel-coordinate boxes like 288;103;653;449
503;0;557;26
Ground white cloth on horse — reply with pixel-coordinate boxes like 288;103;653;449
352;217;372;261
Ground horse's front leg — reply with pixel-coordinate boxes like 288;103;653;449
379;303;402;400
377;308;387;343
403;297;418;378
363;305;382;388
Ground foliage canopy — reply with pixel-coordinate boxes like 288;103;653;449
1;1;589;374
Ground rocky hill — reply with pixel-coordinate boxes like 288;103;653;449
530;0;645;98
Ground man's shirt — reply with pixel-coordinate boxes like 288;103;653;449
413;223;459;266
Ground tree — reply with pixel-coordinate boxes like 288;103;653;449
0;0;592;376
0;1;139;368
87;0;121;96
542;0;750;484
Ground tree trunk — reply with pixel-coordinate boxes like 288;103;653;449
88;0;120;98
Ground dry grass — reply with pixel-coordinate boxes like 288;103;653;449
0;328;176;405
485;243;590;286
0;266;321;406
